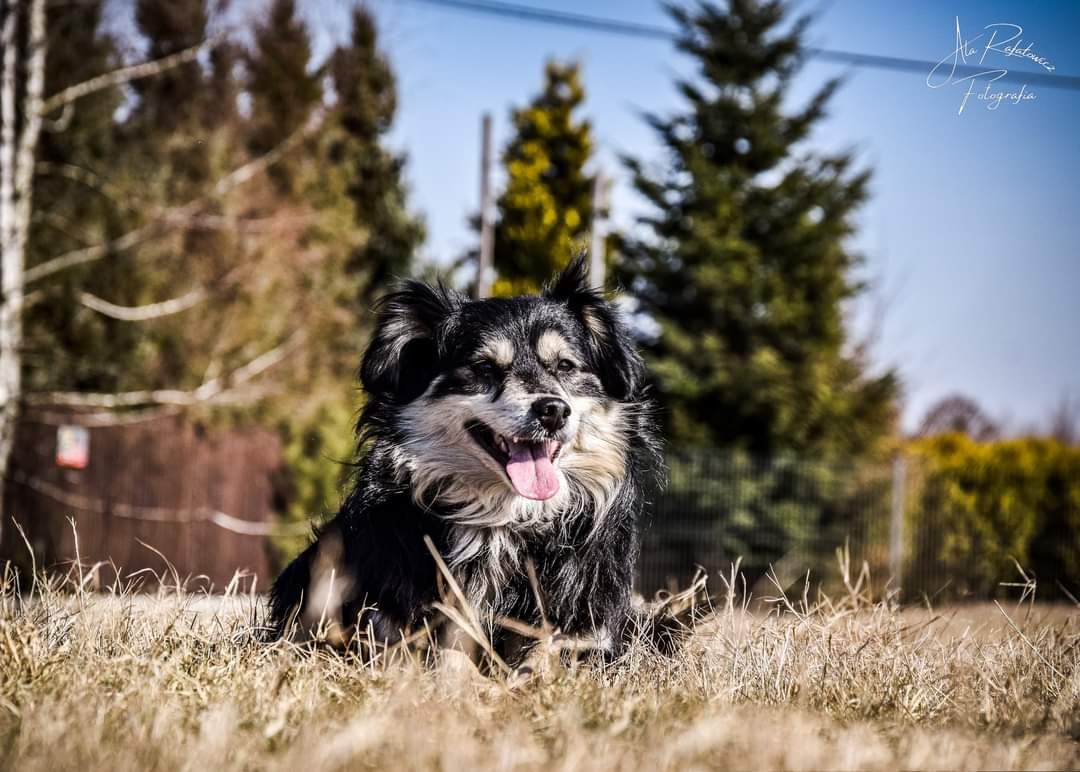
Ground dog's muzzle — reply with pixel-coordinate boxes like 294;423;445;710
465;400;572;501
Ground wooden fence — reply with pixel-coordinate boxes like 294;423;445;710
1;409;286;591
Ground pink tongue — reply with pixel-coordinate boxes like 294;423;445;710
505;441;560;500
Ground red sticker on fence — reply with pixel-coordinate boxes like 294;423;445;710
56;425;90;469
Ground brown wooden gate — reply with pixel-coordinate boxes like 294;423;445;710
1;409;285;591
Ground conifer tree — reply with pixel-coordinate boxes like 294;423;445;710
20;0;153;395
132;0;210;135
621;0;897;456
246;0;321;190
265;8;424;550
328;7;424;300
206;40;241;130
99;0;229;393
492;61;593;295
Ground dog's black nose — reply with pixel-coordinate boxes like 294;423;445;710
533;397;571;432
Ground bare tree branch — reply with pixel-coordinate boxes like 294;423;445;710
23;329;306;408
78;287;207;321
26;387;205;410
42;100;72;132
38;35;221;117
166;211;317;233
23;220;157;283
33;209;95;244
79;260;249;322
23;405;182;427
23;113;323;286
210;109;322;196
36;161;126;202
215;330;305;391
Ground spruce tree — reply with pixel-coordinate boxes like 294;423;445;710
266;8;424;553
132;0;210;135
104;0;231;393
206;39;241;130
492;61;593;296
23;0;131;393
328;8;424;300
246;0;321;190
621;0;897;456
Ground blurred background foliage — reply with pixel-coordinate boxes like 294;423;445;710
22;0;420;552
907;434;1080;598
12;0;1077;590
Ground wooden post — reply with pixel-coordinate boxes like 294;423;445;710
476;113;493;299
889;453;907;597
589;168;608;291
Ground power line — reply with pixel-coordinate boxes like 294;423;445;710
394;0;1080;92
399;0;674;40
805;48;1079;90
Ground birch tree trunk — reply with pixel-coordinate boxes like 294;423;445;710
0;0;46;530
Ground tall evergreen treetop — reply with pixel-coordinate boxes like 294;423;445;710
621;0;897;456
206;39;242;129
132;0;210;133
332;9;397;143
328;8;424;299
247;0;322;170
247;0;321;190
492;61;593;295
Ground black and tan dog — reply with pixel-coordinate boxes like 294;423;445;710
269;258;664;660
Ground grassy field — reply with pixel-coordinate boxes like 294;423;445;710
1;560;1078;771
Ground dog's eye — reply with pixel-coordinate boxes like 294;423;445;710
557;359;576;373
471;360;498;378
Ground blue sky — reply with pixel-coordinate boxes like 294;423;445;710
340;0;1080;434
119;0;1080;433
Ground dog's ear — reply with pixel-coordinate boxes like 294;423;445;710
545;255;644;401
361;280;461;402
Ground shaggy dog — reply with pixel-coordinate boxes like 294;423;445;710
269;258;661;660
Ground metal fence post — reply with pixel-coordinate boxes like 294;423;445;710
889;453;907;597
589;168;608;290
476;113;494;299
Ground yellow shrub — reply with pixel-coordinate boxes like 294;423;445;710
906;434;1080;598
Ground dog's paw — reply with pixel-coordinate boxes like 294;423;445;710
437;648;482;682
507;663;535;689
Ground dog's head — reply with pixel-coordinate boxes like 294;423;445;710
360;257;645;526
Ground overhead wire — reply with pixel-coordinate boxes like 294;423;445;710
393;0;1080;92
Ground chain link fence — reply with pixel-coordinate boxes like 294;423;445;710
5;414;1077;603
637;449;1080;603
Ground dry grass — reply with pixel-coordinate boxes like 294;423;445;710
1;552;1078;771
